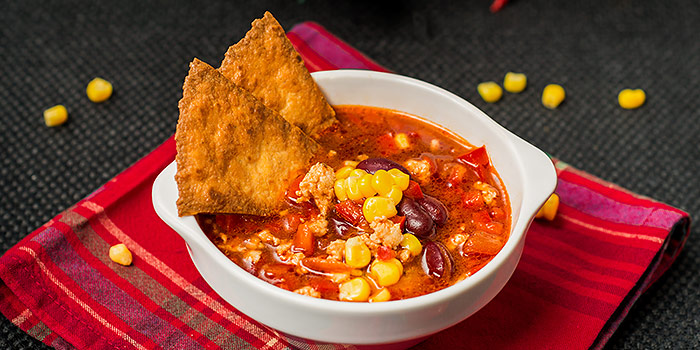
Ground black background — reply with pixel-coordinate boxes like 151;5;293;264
2;0;699;348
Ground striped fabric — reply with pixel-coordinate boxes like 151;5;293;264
0;22;690;350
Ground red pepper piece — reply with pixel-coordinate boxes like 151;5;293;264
447;164;468;188
472;210;504;235
377;246;397;261
285;175;305;202
457;146;491;182
389;215;406;231
292;222;314;255
404;180;424;199
490;207;507;222
335;200;364;226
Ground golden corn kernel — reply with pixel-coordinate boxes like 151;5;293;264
350;168;368;178
350;269;363;276
536;193;560;221
369;288;392;302
339;277;371;302
371;170;394;196
542;84;565;109
503;72;527;93
346;176;363;201
477;81;503;103
618;89;646;109
387;168;409;191
370;258;403;286
394;133;410;149
362;196;398;223
334;179;348;201
335;166;354;180
345;236;372;268
86;77;113;103
43;105;68;127
359;173;377;198
383;184;403;205
109;243;132;266
400;233;422;256
343;160;359;167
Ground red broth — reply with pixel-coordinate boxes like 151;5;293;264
197;106;510;301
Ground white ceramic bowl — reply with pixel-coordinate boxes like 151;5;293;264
153;70;556;346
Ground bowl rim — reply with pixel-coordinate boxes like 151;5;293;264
153;69;556;315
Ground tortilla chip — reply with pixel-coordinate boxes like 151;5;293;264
219;11;336;137
175;58;320;216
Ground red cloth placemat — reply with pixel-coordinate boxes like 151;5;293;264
0;22;690;350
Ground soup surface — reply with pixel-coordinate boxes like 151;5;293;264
197;105;510;301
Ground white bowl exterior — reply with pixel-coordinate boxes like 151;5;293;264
152;70;556;345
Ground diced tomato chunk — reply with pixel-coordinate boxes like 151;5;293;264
377;133;398;155
292;223;314;255
280;213;303;234
490;207;507;222
309;277;339;293
472;210;504;235
447;164;468;187
335;200;364;226
463;190;484;210
404;180;424;199
377;246;397;261
462;231;504;256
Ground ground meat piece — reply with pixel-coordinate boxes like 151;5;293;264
297;162;336;216
293;286;320;298
473;181;498;205
447;233;468;250
368;219;403;249
397;249;412;264
404;158;433;181
304;215;329;237
326;239;346;261
257;230;280;246
242;250;261;265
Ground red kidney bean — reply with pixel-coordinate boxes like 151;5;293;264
421;241;454;279
356;157;410;176
329;216;354;238
417;195;449;226
397;197;435;238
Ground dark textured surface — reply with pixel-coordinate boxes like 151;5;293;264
1;0;698;349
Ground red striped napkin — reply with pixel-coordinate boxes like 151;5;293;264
0;22;690;350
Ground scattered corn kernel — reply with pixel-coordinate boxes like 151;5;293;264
336;166;354;179
369;288;392;302
334;179;348;201
400;233;422;256
383;184;403;205
542;84;565;109
387;168;409;191
394;133;411;149
371;170;394;196
535;193;560;221
618;89;646;109
339;277;371;302
343;160;359;167
363;196;398;222
86;77;113;103
109;243;132;266
346;176;363;201
503;72;527;93
477;81;503;103
370;258;403;286
345;236;372;268
43;105;68;127
359;173;377;198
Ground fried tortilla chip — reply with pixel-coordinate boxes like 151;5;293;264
219;11;336;137
175;58;320;216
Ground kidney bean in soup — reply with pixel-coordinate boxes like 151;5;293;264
197;105;511;302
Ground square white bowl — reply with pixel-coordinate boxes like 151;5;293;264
152;70;556;345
